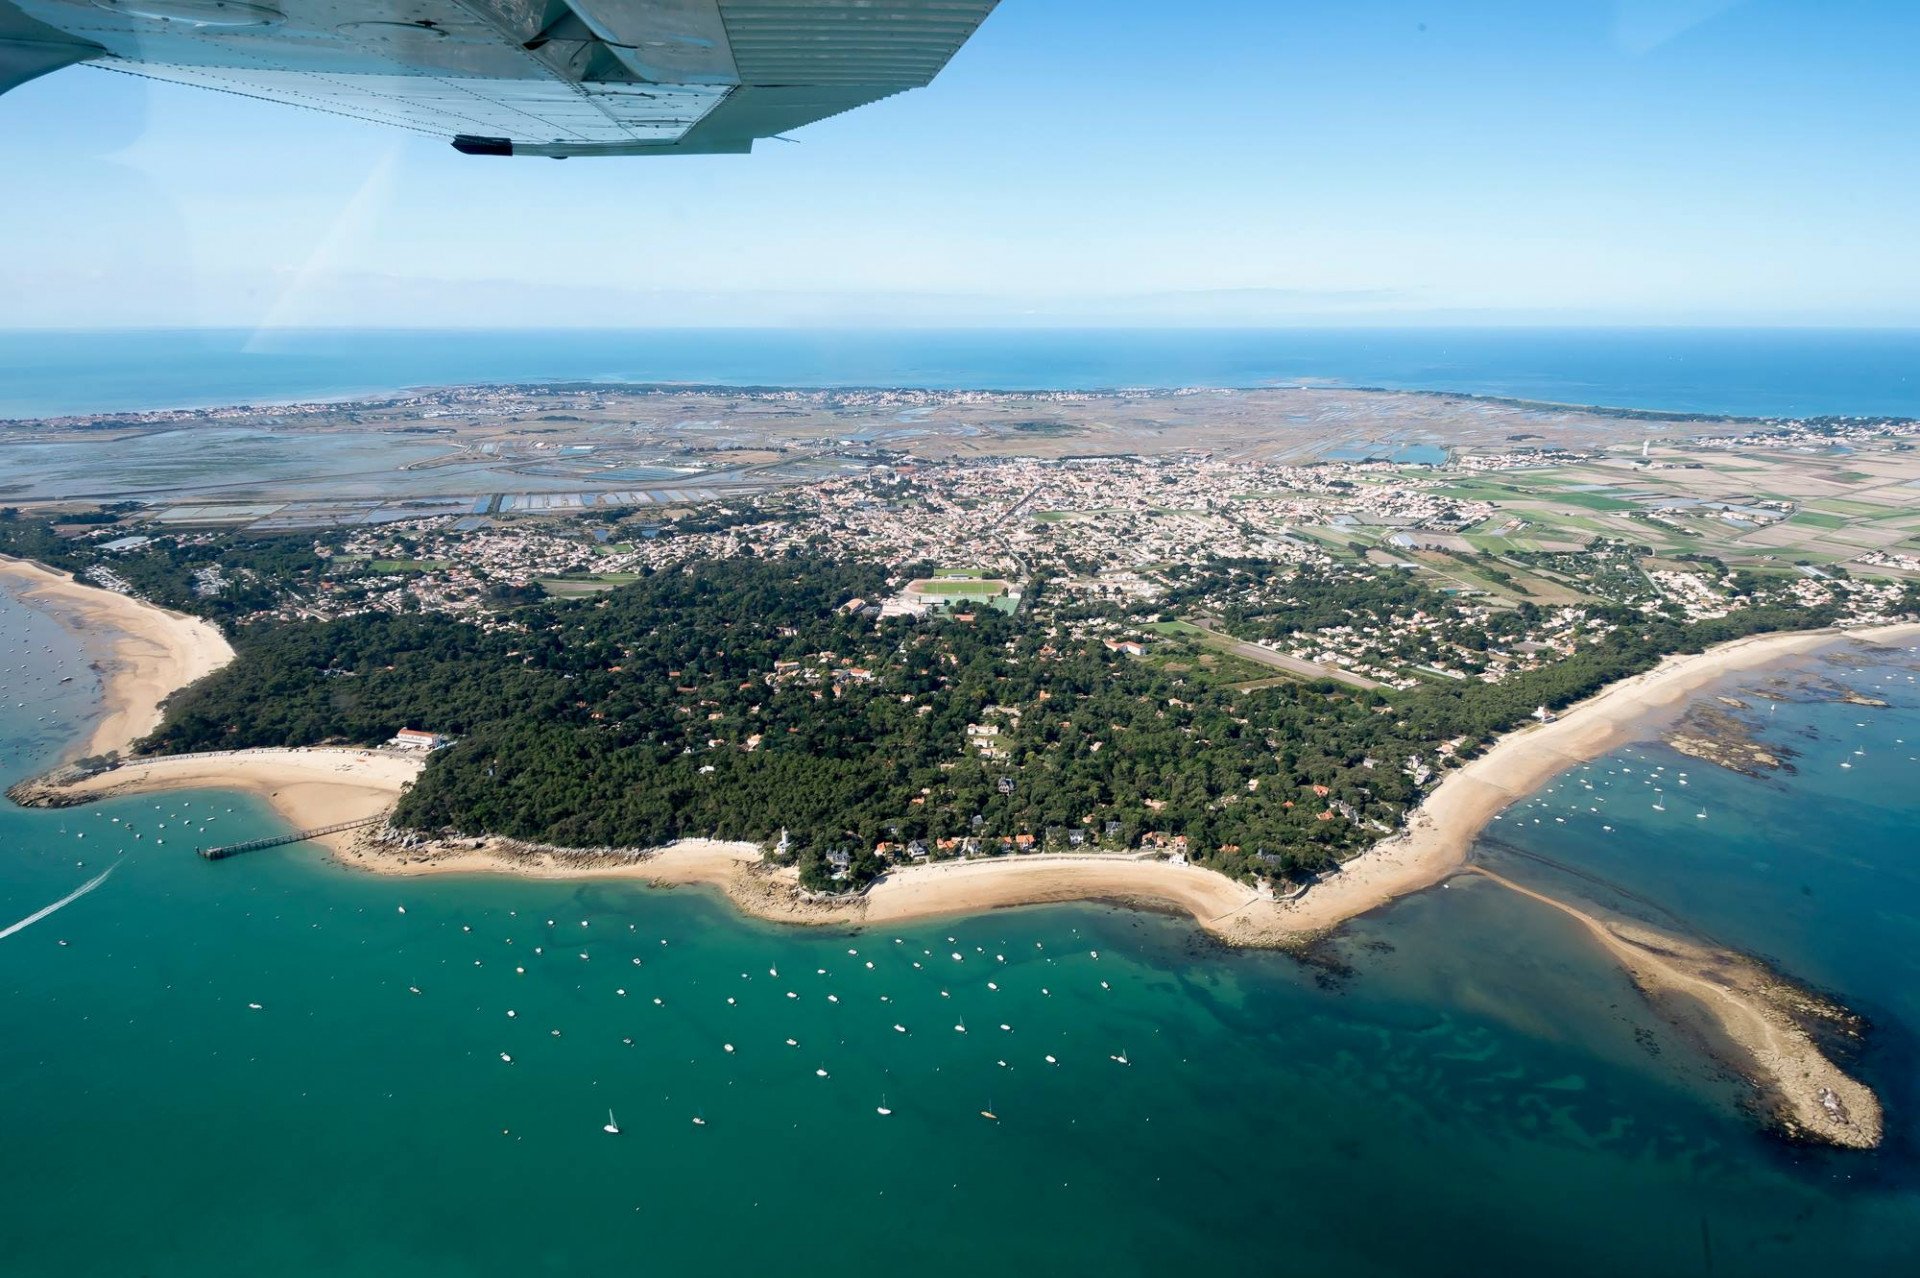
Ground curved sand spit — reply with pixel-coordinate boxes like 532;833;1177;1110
7;558;1915;1147
27;748;428;851
1468;867;1882;1149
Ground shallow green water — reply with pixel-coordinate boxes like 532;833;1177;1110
4;586;1920;1276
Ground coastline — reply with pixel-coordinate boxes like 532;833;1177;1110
9;570;1915;947
287;621;1920;950
1263;621;1920;941
5;557;1914;1147
13;748;426;852
0;555;234;760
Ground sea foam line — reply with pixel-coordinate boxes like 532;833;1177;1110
0;863;116;941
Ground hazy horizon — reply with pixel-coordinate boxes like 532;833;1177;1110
8;321;1920;334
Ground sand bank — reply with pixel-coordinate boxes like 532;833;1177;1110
8;558;1913;1148
1469;867;1882;1149
0;556;234;759
18;746;1897;1152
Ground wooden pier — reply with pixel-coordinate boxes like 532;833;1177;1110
197;817;381;860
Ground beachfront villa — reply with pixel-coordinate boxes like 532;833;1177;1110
387;728;450;751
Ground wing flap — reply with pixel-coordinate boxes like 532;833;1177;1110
719;0;997;87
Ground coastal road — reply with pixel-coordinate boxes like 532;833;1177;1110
1188;617;1383;690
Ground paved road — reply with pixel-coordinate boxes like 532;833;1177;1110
1189;618;1384;690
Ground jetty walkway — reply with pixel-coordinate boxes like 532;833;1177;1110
198;816;382;860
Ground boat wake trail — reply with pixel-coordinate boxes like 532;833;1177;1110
0;863;117;941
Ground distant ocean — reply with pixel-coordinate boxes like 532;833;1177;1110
1;327;1917;420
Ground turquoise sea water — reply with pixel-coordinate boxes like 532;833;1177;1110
6;589;1920;1273
2;327;1918;420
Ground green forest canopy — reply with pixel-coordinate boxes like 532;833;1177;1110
139;554;1837;890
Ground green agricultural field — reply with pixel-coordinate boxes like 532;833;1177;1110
1501;505;1589;528
1537;490;1638;512
1807;498;1897;518
1432;480;1523;502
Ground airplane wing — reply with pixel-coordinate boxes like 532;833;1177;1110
0;0;997;156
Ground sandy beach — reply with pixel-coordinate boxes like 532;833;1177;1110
327;831;1274;938
753;621;1920;946
318;614;1920;948
6;556;1914;1147
15;747;426;851
0;556;234;759
14;611;1918;940
1258;620;1920;939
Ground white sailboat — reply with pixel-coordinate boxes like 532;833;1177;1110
603;1109;621;1135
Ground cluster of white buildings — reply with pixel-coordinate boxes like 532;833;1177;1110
1647;568;1737;621
139;441;1913;673
1693;419;1916;450
1644;564;1913;626
765;454;1493;585
1857;549;1920;576
1451;448;1589;471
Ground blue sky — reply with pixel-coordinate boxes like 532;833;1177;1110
3;0;1918;327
